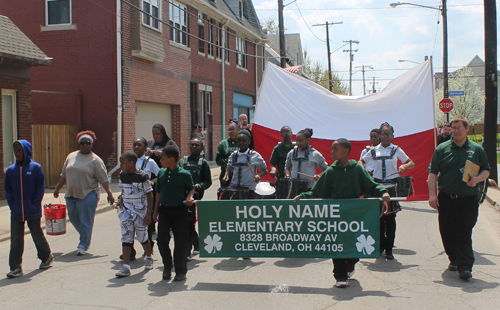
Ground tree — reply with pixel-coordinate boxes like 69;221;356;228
301;49;348;95
261;18;280;35
435;67;485;126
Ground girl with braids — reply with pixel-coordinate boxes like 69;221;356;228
361;122;415;260
222;129;268;197
146;123;178;168
284;128;328;191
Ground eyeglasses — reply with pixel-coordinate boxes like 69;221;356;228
451;126;464;131
380;133;392;137
80;141;92;146
228;128;237;132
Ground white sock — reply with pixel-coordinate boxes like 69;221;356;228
146;255;153;259
123;264;130;270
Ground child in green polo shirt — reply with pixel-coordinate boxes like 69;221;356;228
153;145;194;282
295;139;390;288
178;138;212;260
269;125;295;179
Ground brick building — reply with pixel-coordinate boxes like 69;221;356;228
1;0;265;176
0;15;51;198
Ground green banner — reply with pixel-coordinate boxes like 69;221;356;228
198;199;380;258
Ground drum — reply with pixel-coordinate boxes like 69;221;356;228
217;188;250;200
276;178;308;199
396;176;414;197
379;183;401;215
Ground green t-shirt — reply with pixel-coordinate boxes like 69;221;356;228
269;142;295;175
428;138;490;196
156;167;194;207
215;138;239;175
178;155;212;190
298;160;388;199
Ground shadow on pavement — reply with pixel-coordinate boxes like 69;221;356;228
474;251;500;266
107;269;150;288
332;279;393;301
191;281;333;295
52;251;108;263
402;206;438;214
213;257;264;271
273;257;328;268
147;268;188;297
361;257;419;273
187;258;207;270
0;269;45;287
434;270;500;292
392;248;417;256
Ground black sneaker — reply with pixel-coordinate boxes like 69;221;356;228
448;263;458;271
163;269;172;280
385;251;394;260
173;274;186;281
459;270;472;280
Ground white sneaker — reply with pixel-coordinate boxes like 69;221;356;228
77;248;87;256
116;266;131;277
145;257;154;270
335;279;348;288
192;250;200;255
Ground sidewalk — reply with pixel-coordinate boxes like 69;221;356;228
484;164;500;212
0;164;222;243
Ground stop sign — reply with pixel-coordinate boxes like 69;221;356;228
439;98;454;113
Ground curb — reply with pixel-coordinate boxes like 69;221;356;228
0;203;116;243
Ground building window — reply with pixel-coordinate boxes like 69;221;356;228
143;0;160;30
207;91;212;114
207;19;214;56
262;45;266;71
198;14;204;53
238;1;243;19
1;90;17;172
169;1;188;46
236;36;247;69
216;23;222;59
46;0;71;25
224;28;229;61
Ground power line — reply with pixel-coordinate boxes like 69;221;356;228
294;2;326;42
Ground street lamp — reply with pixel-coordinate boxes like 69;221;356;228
391;1;449;117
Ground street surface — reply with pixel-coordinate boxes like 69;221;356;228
1;182;500;309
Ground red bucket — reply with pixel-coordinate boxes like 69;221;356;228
44;204;67;236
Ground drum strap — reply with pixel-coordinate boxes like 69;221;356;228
231;151;252;187
292;146;310;179
370;145;399;181
183;156;203;172
140;156;150;171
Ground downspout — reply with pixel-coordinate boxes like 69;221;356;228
111;0;123;182
221;19;229;139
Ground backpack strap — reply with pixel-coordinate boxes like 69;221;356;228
390;145;399;159
141;156;150;170
182;156;189;169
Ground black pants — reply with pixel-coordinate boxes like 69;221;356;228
438;192;478;272
10;219;51;270
380;213;396;252
332;258;359;280
157;206;189;275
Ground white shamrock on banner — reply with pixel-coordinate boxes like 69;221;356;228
356;234;375;255
204;234;223;254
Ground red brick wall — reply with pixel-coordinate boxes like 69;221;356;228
0;76;33;199
1;0;118;168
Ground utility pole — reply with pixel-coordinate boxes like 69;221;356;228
313;21;343;92
484;0;498;182
355;65;373;95
369;76;379;94
278;0;286;68
343;40;359;95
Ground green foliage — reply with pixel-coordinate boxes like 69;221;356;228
301;49;348;95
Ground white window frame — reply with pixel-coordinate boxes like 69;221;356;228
169;0;189;46
45;0;72;26
238;1;243;19
142;0;161;31
236;36;247;69
1;89;18;172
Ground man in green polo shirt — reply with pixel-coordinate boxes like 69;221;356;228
269;126;295;179
153;145;194;282
216;121;240;187
428;115;490;280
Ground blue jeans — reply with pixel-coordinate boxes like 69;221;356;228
66;191;99;250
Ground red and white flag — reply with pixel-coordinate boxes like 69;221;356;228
253;61;436;201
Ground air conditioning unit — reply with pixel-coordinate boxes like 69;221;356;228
198;13;204;25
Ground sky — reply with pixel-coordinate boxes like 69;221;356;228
252;0;496;96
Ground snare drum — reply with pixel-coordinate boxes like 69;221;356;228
379;183;401;215
276;178;308;199
217;187;250;200
396;176;413;197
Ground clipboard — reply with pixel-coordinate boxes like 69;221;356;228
462;160;480;183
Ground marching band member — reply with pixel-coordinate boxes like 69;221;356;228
361;122;415;260
216;121;240;187
269;126;295;179
222;129;268;198
359;129;381;175
285;128;328;191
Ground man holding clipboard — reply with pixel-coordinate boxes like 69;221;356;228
427;115;490;280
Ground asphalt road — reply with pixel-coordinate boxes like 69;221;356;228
1;183;500;309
